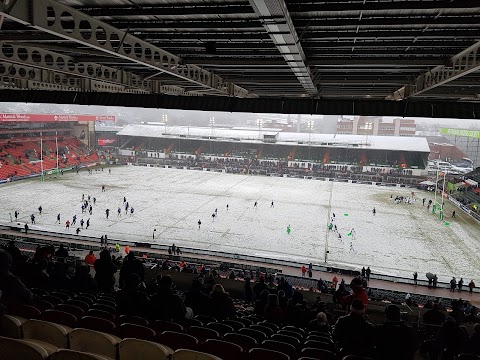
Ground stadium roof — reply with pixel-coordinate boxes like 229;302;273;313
118;124;431;152
1;0;480;118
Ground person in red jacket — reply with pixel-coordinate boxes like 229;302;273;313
301;265;307;277
84;250;96;266
341;277;369;311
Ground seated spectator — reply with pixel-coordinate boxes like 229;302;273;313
423;302;446;326
150;275;186;323
308;312;331;334
117;273;150;317
73;265;97;292
264;294;284;324
286;290;310;328
209;284;236;320
0;249;33;306
341;277;369;311
432;317;468;358
466;323;480;355
5;241;22;262
184;279;210;316
253;275;267;299
333;299;374;358
94;249;117;292
84;250;96;265
277;277;293;298
49;261;71;290
54;244;69;260
119;252;145;288
374;304;418;360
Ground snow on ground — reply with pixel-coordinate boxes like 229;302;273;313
1;166;480;283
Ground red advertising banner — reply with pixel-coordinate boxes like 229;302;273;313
0;113;115;122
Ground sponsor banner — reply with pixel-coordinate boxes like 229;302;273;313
0;113;115;122
440;127;480;139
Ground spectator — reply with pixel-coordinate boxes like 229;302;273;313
49;261;71;290
254;289;269;316
264;294;284;324
119;251;145;288
0;249;33;306
469;279;475;293
253;275;267;299
432;317;468;358
374;304;418;360
466;323;480;355
277;277;293;299
333;299;374;358
5;241;22;262
54;244;69;260
228;271;236;280
244;277;253;302
72;265;97;293
366;266;371;281
423;302;446;326
93;249;117;292
301;265;307;277
308;312;331;334
341;277;369;311
209;284;236;320
184;279;210;316
117;273;150;317
84;250;96;265
150;275;186;323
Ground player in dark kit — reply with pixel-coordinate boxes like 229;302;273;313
198;220;201;229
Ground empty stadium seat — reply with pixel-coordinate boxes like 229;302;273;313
41;295;63;306
303;339;335;352
36;300;55;312
56;305;85;320
0;314;24;338
206;322;234;336
91;304;116;314
94;299;116;309
116;323;156;342
283;326;305;336
222;320;244;331
69;328;120;359
153;320;184;333
278;329;304;342
40;310;77;328
188;326;220;343
457;355;480;360
251;324;274;337
67;300;90;312
185;318;203;328
201;339;244;360
305;334;333;344
236;318;254;327
271;334;301;348
238;327;267;343
249;347;290;360
172;349;221;360
301;347;336;360
341;356;374;360
86;309;116;322
118;315;149;327
78;317;116;335
260;321;280;332
158;331;198;351
47;349;111;360
22;319;70;348
0;336;50;360
224;332;257;352
194;315;217;325
7;304;41;319
119;338;172;360
262;340;297;359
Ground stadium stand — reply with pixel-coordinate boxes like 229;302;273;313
1;238;480;360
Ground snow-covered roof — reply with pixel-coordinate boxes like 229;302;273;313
117;124;430;153
95;125;124;132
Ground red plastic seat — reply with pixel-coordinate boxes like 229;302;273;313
7;304;41;319
251;324;274;337
188;326;220;344
201;339;244;360
224;333;257;352
40;309;77;328
249;347;290;360
78;316;116;334
86;309;116;322
301;348;336;360
262;340;297;360
153;320;184;333
222;320;245;331
271;334;301;348
116;323;156;342
56;304;84;319
118;315;149;327
206;322;234;336
158;331;198;351
67;299;90;312
238;328;267;343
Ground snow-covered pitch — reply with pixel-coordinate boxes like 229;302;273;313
2;166;479;283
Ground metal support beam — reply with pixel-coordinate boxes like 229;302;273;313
389;40;480;100
248;0;317;94
0;0;250;97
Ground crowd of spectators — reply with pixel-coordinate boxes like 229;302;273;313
1;240;480;359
